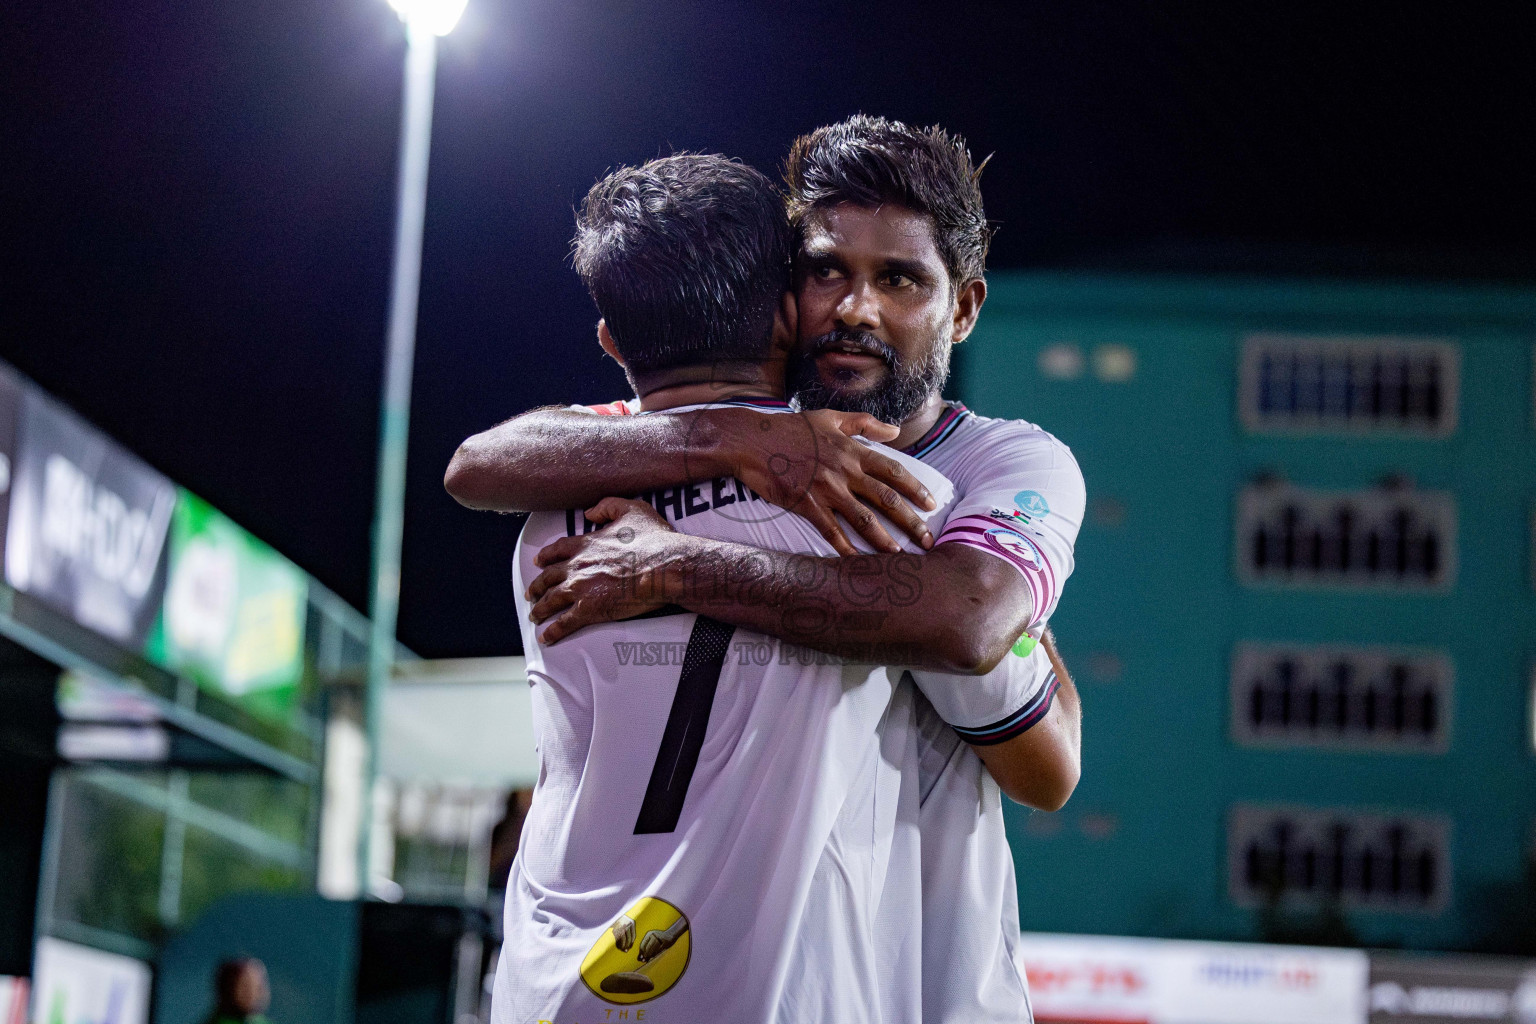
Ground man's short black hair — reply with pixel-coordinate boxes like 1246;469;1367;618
784;115;992;285
572;153;791;374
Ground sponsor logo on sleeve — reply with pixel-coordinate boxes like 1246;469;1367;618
1015;490;1051;517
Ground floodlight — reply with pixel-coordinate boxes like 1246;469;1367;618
387;0;467;36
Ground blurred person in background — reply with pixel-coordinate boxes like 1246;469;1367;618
203;959;271;1024
487;788;533;891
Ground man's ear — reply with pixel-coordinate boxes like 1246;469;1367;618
597;319;627;367
950;278;987;344
769;291;798;358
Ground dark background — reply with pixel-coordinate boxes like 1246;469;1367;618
3;0;1534;657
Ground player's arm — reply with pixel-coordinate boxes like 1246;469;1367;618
527;499;1031;675
443;405;937;555
532;431;1084;674
965;631;1082;811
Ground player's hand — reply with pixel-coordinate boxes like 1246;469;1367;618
611;915;636;952
709;407;937;557
528;498;678;644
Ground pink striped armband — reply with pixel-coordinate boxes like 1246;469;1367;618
935;515;1058;630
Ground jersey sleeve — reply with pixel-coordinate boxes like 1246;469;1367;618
905;638;1060;745
934;427;1085;635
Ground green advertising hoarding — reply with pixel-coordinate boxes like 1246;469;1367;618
146;489;308;723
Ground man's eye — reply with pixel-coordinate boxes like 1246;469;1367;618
813;265;843;280
883;273;914;288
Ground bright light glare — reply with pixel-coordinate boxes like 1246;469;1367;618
387;0;467;36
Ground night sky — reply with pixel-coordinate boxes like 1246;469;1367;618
4;1;1534;657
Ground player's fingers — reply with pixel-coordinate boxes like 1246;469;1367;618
834;491;901;554
529;585;576;625
525;563;568;602
860;450;936;511
534;535;584;568
823;409;899;442
801;498;859;557
539;602;598;645
852;477;933;550
585;496;640;524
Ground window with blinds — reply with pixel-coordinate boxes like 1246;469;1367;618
1230;644;1451;752
1239;334;1459;436
1229;805;1449;913
1235;483;1456;590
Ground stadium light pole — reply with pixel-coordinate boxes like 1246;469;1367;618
361;0;467;897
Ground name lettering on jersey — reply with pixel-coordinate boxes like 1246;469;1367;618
613;636;927;668
565;478;765;537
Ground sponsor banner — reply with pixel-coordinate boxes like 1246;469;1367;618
31;937;151;1024
0;363;22;577
1;976;29;1024
55;671;169;764
1161;940;1368;1024
1018;933;1368;1024
1017;933;1159;1024
144;488;307;723
4;389;174;646
56;670;161;724
1369;954;1536;1024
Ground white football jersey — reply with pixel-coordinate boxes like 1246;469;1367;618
780;403;1083;1024
492;399;958;1024
898;402;1086;1024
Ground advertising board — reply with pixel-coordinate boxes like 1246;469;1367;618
1016;933;1160;1024
0;976;28;1024
1369;954;1536;1024
144;489;307;723
1017;932;1368;1024
1161;940;1368;1024
0;363;22;578
31;938;150;1024
3;388;174;646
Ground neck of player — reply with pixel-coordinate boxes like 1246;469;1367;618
634;358;786;412
890;391;948;450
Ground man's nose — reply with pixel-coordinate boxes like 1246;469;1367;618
835;280;880;330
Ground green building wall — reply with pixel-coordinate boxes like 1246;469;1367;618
956;272;1536;951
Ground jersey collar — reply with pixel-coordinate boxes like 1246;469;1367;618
902;401;971;459
638;395;793;416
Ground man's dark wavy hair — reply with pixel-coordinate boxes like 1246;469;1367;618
784;114;992;286
572;153;792;374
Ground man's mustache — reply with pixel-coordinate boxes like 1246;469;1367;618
803;328;898;370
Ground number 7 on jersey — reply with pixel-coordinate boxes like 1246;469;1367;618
633;616;737;834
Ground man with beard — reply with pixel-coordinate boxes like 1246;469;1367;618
449;116;1083;1021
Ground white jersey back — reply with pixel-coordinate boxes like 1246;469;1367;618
493;402;956;1024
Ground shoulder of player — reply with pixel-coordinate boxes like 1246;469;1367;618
950;410;1082;479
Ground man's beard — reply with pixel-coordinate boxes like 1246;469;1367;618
787;327;951;425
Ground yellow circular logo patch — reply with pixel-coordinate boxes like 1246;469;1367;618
580;896;691;1004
